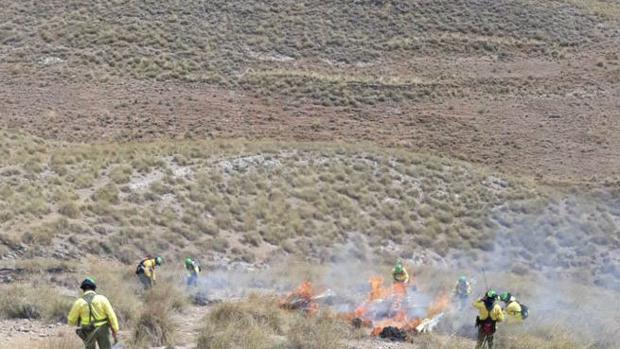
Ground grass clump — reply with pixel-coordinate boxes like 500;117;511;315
197;296;285;349
0;284;72;322
131;283;186;347
197;296;357;349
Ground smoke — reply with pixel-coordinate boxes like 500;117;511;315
180;193;620;347
458;193;620;347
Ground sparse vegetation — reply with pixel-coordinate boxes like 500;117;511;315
0;0;618;347
1;130;618;286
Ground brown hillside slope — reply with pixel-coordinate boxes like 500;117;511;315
0;0;619;181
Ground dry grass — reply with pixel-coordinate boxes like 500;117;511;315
564;0;620;18
0;335;83;349
0;283;72;322
1;130;619;287
131;282;187;347
197;295;357;349
0;0;612;105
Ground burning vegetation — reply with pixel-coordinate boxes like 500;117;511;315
279;276;450;342
279;281;321;315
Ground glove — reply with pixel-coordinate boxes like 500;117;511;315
112;331;119;344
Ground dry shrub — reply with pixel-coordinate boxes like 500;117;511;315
85;261;141;326
410;334;472;349
197;295;285;349
0;334;82;349
0;283;72;322
198;296;357;349
132;284;186;347
286;312;350;349
495;334;583;349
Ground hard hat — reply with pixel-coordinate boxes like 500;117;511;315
394;263;404;274
500;292;511;302
184;257;193;267
486;290;497;299
156;256;164;265
459;276;467;282
80;277;97;290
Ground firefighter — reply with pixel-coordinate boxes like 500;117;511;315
184;257;201;287
454;276;472;310
135;256;163;289
473;290;504;349
392;261;409;284
500;292;527;323
68;277;119;349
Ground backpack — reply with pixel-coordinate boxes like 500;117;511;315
520;303;529;319
135;257;150;275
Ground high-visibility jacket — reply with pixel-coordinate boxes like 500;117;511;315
186;261;201;276
504;298;523;322
141;258;157;280
392;268;410;283
67;291;119;333
473;299;504;322
454;281;472;297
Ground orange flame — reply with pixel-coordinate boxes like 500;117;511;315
280;280;319;315
295;281;314;299
427;292;450;318
284;276;450;337
351;276;450;337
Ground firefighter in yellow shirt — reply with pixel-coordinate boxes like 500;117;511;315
67;277;119;349
473;290;504;349
500;292;527;323
135;256;163;289
392;261;409;284
392;261;417;291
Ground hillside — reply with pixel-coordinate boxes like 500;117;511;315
1;0;620;348
1;130;619;284
0;0;619;181
0;130;619;348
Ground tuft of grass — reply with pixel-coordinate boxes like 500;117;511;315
131;285;184;348
197;296;285;349
0;284;72;322
286;312;351;349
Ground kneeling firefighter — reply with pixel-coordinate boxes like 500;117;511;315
67;277;119;349
473;290;504;349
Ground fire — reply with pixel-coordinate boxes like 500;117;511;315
282;276;450;341
350;277;450;339
427;292;450;318
279;280;319;315
295;281;315;299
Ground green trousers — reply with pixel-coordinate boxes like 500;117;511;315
84;324;111;349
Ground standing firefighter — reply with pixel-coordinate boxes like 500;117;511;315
184;257;201;287
473;290;504;349
392;261;417;291
500;292;528;323
454;276;472;310
68;278;119;349
392;261;410;284
135;256;163;289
